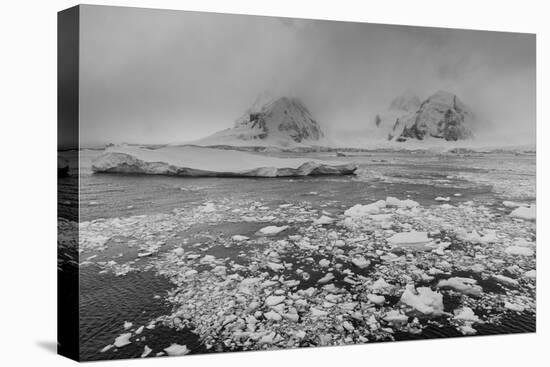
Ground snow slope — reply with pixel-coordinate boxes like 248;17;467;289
92;145;357;177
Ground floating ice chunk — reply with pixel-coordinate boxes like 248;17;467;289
504;302;525;312
200;255;216;264
317;273;335;284
437;277;483;297
164;343;190;356
503;201;527;208
100;344;113;353
200;203;216;213
265;295;285;307
123;321;133;330
435;196;450;202
385;197;419;208
257;225;289;236
524;270;536;278
387;231;430;247
141;345;152;358
351;256;370;269
371;278;393;293
453;307;480;322
493;274;519;287
232;235;250;241
510;205;536;221
367;294;385;305
459;325;477;335
264;310;282;321
344;200;386;217
400;285;444;316
313;215;335;225
504;246;534;256
383;310;408;324
267;262;285;272
172;248;184;256
318;259;331;267
259;332;276;345
479;230;498;244
310;308;328;317
470;264;485;273
135;325;144;334
113;333;132;348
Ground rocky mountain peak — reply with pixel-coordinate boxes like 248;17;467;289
386;90;475;142
234;95;324;143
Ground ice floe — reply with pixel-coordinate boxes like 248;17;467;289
509;205;536;221
92;145;357;177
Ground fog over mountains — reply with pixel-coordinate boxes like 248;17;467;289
78;6;535;148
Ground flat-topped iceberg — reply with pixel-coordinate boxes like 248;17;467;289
92;145;357;177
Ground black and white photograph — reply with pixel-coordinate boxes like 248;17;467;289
56;3;537;363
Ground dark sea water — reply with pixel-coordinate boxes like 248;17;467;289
58;149;536;360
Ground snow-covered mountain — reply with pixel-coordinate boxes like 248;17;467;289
193;95;329;148
377;91;475;142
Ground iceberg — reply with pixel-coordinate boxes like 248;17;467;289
92;145;357;177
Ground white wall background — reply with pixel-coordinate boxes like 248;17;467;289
0;0;547;366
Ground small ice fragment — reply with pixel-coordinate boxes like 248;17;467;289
400;285;444;316
264;310;282;321
317;273;335;284
387;231;429;246
100;344;113;353
164;343;190;356
113;333;132;348
351;256;370;269
267;262;285;272
135;325;144;334
367;294;385;305
453;307;480;322
256;225;289;236
265;295;285;307
435;196;450;202
437;277;483;297
313;215;335;225
123;321;133;330
200;203;216;212
141;345;152;358
232;235;249;241
504;302;525;312
344;200;386;217
318;259;331;267
504;246;534;256
310;308;328;317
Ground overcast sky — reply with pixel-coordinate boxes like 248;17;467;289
80;5;535;147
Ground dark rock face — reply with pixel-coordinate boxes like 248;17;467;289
390;91;475;142
236;97;324;143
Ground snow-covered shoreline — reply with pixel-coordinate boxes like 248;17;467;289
92;145;357;177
